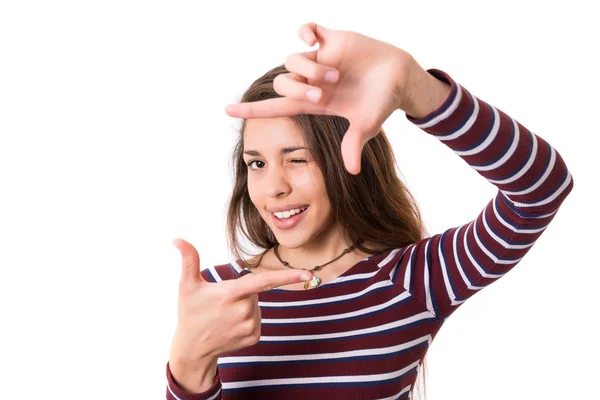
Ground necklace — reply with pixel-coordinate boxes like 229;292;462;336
273;243;355;289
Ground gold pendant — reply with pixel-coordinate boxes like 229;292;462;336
303;276;321;289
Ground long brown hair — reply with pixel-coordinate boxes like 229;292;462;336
225;63;429;399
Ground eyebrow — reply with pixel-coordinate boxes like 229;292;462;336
243;146;308;156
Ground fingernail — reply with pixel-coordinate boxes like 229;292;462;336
300;272;312;281
325;70;338;83
306;89;321;103
303;33;314;44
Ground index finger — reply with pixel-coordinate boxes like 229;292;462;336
229;269;313;297
225;96;326;119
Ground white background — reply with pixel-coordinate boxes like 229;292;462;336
0;1;597;399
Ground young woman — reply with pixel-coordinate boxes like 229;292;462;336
166;23;574;400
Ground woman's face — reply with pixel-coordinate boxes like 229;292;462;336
242;117;335;249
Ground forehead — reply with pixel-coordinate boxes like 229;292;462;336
243;117;305;150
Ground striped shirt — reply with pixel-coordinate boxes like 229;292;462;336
165;69;574;400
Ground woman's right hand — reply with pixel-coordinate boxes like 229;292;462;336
168;238;313;392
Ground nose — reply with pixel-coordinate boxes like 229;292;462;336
264;164;291;198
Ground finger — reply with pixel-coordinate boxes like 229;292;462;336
298;22;330;47
285;52;339;84
230;269;313;298
273;73;324;104
340;128;367;175
225;96;325;119
172;238;204;284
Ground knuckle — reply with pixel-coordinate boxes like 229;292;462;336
309;64;321;80
244;322;261;344
284;53;297;71
251;318;262;342
267;99;283;115
220;289;237;305
257;278;273;293
236;301;252;319
272;74;285;95
242;319;256;336
249;329;261;344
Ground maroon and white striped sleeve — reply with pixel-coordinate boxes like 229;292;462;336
389;69;574;320
164;265;233;399
165;362;222;400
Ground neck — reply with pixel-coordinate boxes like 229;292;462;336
275;222;357;270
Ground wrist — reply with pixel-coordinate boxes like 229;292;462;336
169;356;218;393
398;63;451;119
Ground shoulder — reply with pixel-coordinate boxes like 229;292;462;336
200;260;252;282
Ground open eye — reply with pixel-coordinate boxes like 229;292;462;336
247;160;265;170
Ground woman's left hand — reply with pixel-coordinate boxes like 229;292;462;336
224;22;445;174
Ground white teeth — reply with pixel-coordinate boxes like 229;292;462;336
274;206;307;220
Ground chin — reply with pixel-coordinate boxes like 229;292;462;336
269;226;311;247
275;236;310;249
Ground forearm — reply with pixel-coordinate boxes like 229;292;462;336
406;69;573;216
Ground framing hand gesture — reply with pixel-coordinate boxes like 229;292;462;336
225;22;431;174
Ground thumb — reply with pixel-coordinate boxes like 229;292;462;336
341;127;366;175
299;22;331;46
173;238;204;284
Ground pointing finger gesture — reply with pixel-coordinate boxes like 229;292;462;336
170;238;312;371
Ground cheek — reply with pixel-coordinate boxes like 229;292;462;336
291;169;322;201
295;167;328;202
246;181;261;207
294;168;314;188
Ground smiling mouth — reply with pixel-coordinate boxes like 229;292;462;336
271;206;309;220
269;206;310;231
